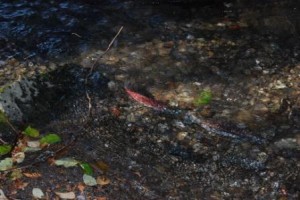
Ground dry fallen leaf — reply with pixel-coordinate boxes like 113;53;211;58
55;191;75;199
23;172;42;178
27;140;40;148
14;179;29;190
77;183;85;193
94;161;109;172
0;158;13;171
12;137;28;154
54;158;79;167
96;176;110;186
110;106;121;117
83;174;97;186
12;152;25;163
32;188;44;199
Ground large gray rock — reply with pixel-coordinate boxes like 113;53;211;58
0;78;39;121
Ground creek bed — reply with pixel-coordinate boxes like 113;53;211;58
0;0;299;199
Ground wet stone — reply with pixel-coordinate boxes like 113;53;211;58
274;138;299;150
176;132;188;141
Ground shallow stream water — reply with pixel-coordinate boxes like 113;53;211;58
0;0;299;199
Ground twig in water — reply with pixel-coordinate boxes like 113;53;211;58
71;32;82;38
85;26;123;119
88;26;124;79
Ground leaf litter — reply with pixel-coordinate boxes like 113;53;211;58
23;172;42;178
54;158;79;168
32;188;44;199
96;176;110;186
0;158;13;171
55;191;76;199
83;174;97;186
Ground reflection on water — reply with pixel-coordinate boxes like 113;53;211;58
0;0;129;60
0;0;224;62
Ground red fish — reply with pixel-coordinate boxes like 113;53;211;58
125;88;166;111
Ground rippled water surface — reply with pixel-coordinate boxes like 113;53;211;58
1;0;129;60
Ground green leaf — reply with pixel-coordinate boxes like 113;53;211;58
79;162;93;175
0;144;12;156
194;90;212;106
40;133;61;144
23;126;39;138
55;158;79;168
83;174;97;186
0;157;13;171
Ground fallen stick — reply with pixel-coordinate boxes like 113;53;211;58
85;26;124;119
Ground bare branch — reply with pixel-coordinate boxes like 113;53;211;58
85;26;124;119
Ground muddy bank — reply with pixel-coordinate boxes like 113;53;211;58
1;62;298;199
